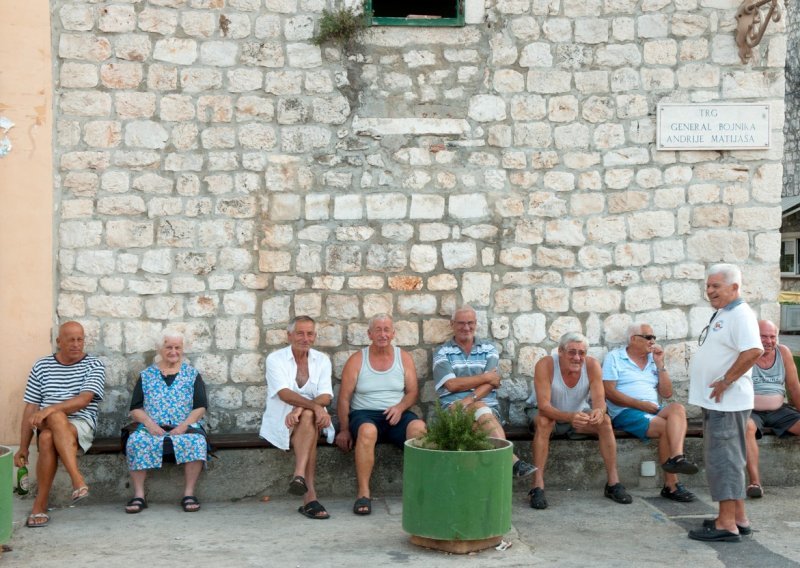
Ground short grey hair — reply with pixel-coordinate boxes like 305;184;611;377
154;328;185;364
451;304;476;322
558;332;588;351
288;315;315;333
368;313;393;329
708;263;742;286
625;323;645;345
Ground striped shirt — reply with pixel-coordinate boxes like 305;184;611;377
23;354;106;430
433;338;499;410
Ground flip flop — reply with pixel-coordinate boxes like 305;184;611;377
25;513;50;528
298;500;330;520
125;497;148;514
181;495;201;512
71;486;90;504
353;496;371;516
288;475;308;496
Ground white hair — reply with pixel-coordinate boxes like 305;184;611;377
368;313;393;329
154;329;185;364
708;263;742;286
558;332;588;351
625;323;645;345
451;304;476;322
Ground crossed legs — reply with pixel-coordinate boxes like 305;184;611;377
292;409;320;506
646;403;690;490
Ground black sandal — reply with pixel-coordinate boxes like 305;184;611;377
125;497;148;514
298;500;330;520
288;475;308;496
353;496;371;515
181;495;201;512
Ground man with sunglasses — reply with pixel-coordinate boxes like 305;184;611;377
526;332;632;509
687;263;762;543
603;323;699;504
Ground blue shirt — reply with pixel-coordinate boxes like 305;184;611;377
433;338;499;409
602;347;659;419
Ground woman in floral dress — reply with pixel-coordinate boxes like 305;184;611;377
124;330;208;513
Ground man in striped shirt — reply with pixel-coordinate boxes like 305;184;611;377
14;321;106;528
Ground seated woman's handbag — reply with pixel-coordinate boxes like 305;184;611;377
120;423;214;461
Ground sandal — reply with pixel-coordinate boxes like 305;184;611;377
25;513;50;528
298;500;330;520
125;497;148;514
181;495;201;512
353;496;371;515
746;484;764;498
71;485;90;504
288;475;308;496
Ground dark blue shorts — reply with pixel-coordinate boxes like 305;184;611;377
348;409;420;448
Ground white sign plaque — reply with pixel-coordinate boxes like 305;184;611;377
656;103;770;151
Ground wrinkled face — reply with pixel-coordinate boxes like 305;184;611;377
559;341;587;372
159;337;184;366
288;320;316;354
629;324;656;354
759;321;778;354
56;323;86;364
451;309;477;344
368;317;395;348
706;273;739;310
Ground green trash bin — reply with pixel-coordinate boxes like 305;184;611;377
0;446;12;544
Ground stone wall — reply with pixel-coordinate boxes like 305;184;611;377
783;0;799;197
52;0;785;436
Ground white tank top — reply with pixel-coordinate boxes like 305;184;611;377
550;355;591;412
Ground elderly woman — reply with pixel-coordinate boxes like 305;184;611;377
124;330;208;513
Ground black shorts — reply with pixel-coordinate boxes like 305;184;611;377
348;409;420;448
751;404;800;439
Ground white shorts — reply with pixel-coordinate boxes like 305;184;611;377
68;417;95;453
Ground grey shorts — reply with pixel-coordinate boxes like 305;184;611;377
703;408;750;502
69;417;95;453
751;404;800;439
526;408;591;440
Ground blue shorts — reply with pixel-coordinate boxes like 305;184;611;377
349;409;420;448
612;408;660;441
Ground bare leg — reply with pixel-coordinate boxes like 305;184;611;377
130;469;147;499
405;419;426;440
716;499;744;533
303;433;319;505
593;416;621;485
31;430;57;517
354;423;377;500
41;411;85;490
183;460;203;497
291;410;317;479
477;412;520;463
531;415;554;489
657;435;678;489
745;419;761;487
661;403;688;457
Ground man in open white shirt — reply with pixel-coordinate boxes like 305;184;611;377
687;264;762;543
259;316;333;520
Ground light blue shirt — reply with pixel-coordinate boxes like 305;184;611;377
602;347;659;419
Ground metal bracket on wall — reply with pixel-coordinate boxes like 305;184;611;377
735;0;784;64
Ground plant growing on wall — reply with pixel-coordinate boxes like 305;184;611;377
311;3;369;49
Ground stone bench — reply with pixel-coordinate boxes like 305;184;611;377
41;423;796;506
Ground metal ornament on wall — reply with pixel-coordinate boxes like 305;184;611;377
735;0;784;64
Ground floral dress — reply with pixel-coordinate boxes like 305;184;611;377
126;363;207;471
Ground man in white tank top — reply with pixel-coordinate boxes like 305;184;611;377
744;320;800;499
527;332;632;510
335;314;426;516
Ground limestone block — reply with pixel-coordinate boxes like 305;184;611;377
220;291;255;316
258;250;291;273
544;219;585;246
585;216;626;244
427;274;457;292
186;294;219;318
565;269;605;288
535;288;569;312
59;34;112;62
499;247;533;268
442;242;478;269
661;281;701;306
101;62;143;89
124;120;168;149
527;70;571;93
467;95;507;122
637;13;668;37
624;285;661;312
326;246;362;272
363;294;393;318
382;223;413;242
144;295;183;318
615;94;648;118
88;295;143;318
153;38;197;65
365;193;406;219
417;223;449;242
448;194;488;219
541;18;572;42
686;230;750;261
346;276;382;290
578;246;613;268
652;239;685;264
520;43;553;68
367;245;407;272
396;294;436;316
60;92;113;117
754;232;780;262
295;245;323;273
573;289;622;313
180;68;224;92
335;226;374;242
535;246;576;268
74;250;115;276
752;163;783;203
510;94;547;120
575;19;609;44
180;11;216;37
60;5;94;31
261;295;290;325
628;211;676;240
171;277;205;293
194;355;228;384
388;276;422;292
494;288;533;313
542;171;575;192
139;7;178;35
209;386;243;410
553;123;590;150
732;207;781;231
200;41;238;67
517;346;548;377
61;62;99;88
423;319;452;344
614;243;651;266
230;354;264;384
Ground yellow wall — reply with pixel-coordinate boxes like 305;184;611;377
0;1;54;444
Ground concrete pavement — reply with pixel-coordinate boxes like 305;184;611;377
4;486;800;567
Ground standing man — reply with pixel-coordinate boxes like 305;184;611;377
335;314;426;516
688;264;762;543
603;322;699;503
744;319;800;499
433;305;536;478
14;321;106;528
528;332;632;509
260;316;333;520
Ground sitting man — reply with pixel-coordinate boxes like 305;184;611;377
14;321;106;528
603;323;699;503
433;304;536;478
260;316;334;520
744;319;800;499
527;332;632;509
335;314;426;515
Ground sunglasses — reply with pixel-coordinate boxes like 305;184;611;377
634;334;657;341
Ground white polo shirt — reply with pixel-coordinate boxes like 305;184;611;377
688;300;761;412
259;346;333;450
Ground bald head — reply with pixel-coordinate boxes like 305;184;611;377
56;321;86;365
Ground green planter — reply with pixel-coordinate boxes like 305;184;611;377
402;437;512;553
0;446;12;544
